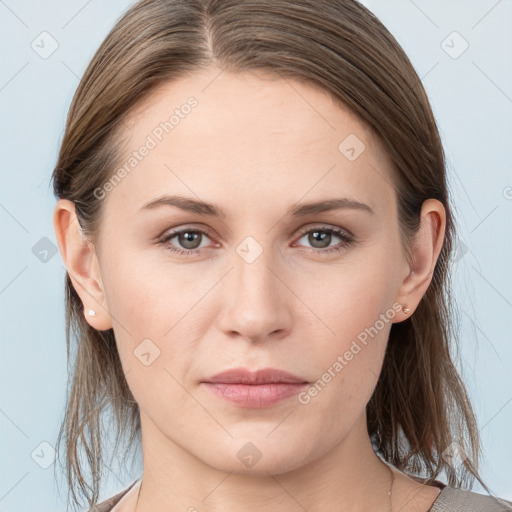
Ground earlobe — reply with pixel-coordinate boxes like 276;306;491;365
53;199;113;331
394;198;446;321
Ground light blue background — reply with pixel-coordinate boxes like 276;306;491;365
1;1;511;510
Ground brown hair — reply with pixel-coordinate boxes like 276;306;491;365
51;0;490;509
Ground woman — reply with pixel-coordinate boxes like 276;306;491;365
51;0;511;511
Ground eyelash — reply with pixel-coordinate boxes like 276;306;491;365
158;225;355;257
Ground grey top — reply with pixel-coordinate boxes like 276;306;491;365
89;478;512;511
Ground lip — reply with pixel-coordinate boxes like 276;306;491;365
201;367;309;408
203;367;308;385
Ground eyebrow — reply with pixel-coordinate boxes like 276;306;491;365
140;194;375;218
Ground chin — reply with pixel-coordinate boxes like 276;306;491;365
195;436;311;477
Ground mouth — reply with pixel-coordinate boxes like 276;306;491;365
201;367;309;408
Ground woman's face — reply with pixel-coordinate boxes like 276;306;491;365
87;67;413;474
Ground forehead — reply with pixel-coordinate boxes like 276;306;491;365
107;66;397;219
124;67;370;143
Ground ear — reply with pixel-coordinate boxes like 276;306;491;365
53;199;113;331
394;198;446;322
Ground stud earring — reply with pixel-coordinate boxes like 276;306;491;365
402;305;410;314
87;309;96;317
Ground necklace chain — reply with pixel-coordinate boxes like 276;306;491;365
386;462;395;511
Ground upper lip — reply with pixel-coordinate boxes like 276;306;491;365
203;367;308;384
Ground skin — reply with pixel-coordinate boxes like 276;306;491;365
54;66;445;512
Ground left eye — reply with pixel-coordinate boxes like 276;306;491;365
294;226;353;253
160;229;211;253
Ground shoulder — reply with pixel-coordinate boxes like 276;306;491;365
87;480;139;512
430;486;512;512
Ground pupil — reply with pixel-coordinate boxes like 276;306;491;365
310;231;331;248
180;231;200;249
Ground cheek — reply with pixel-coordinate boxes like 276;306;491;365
105;265;201;422
292;246;399;345
295;290;392;429
100;251;207;391
290;249;398;414
102;246;214;338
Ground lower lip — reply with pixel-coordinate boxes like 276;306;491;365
202;382;308;408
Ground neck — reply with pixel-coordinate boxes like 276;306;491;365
134;411;393;512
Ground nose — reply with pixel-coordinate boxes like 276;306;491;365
217;244;293;343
